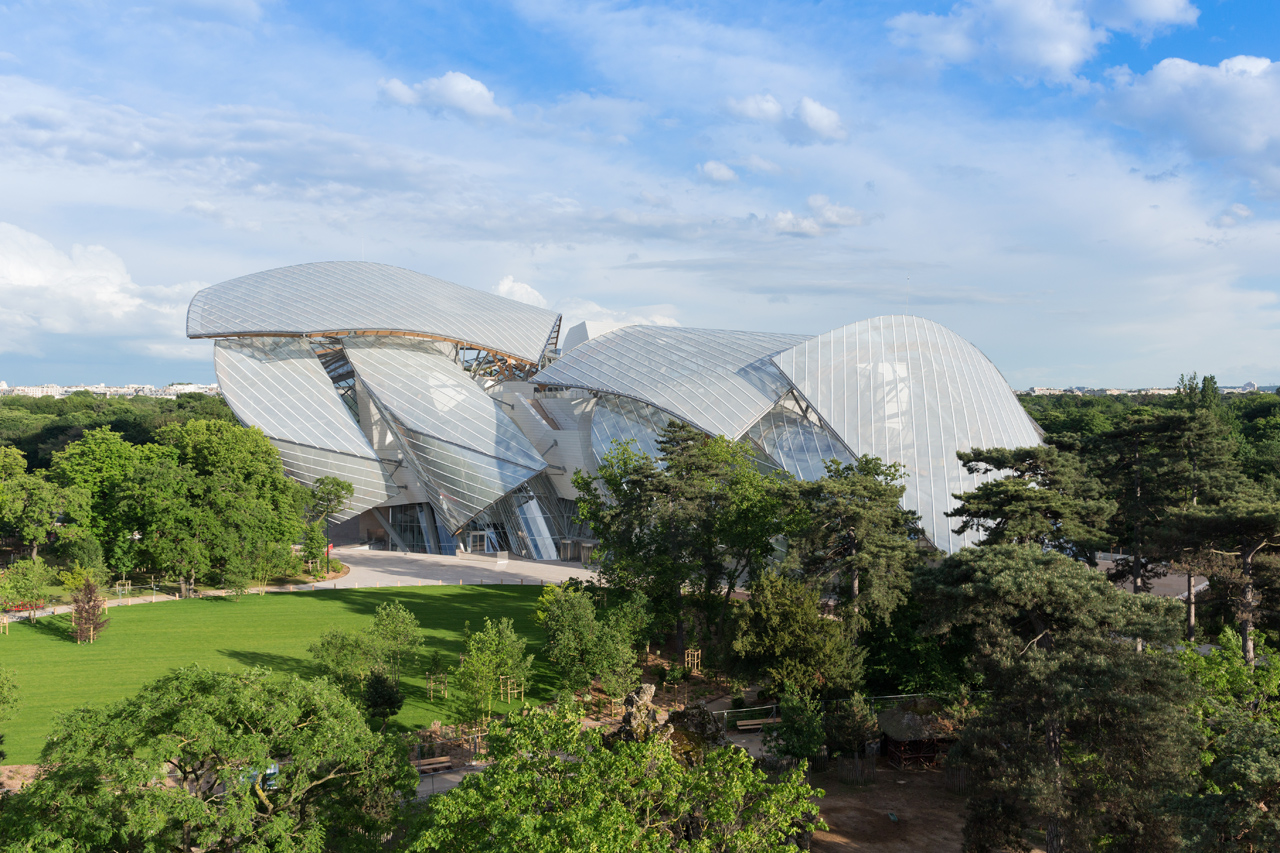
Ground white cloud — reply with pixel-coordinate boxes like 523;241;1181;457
378;71;512;120
807;194;863;226
730;93;847;143
554;297;680;329
772;210;823;237
1104;56;1280;185
0;222;198;355
772;195;864;236
493;275;549;308
1210;203;1253;228
794;97;846;141
727;93;785;122
698;160;738;182
741;154;781;174
888;0;1198;84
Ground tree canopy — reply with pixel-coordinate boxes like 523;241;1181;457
0;666;416;853
407;701;823;853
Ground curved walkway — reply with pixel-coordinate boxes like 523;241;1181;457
335;548;596;587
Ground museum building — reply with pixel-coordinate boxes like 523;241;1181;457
186;261;1042;559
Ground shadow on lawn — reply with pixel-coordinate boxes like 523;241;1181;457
25;612;78;644
218;649;321;679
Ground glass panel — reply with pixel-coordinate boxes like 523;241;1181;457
188;261;561;365
535;326;810;439
773;316;1043;553
343;335;546;471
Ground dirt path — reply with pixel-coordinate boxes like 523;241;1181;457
810;763;967;852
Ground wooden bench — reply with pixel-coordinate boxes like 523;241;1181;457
734;717;778;733
411;756;453;775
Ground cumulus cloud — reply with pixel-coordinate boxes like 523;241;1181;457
1210;203;1254;228
555;297;680;329
793;97;846;141
888;0;1198;84
741;154;781;174
378;71;512;120
493;275;549;308
698;160;738;182
729;93;846;144
0;222;199;356
727;93;785;122
772;194;864;236
1104;56;1280;185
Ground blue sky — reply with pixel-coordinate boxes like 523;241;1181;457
1;0;1278;389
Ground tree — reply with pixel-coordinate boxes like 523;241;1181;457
454;617;534;722
1080;405;1243;597
823;695;879;759
0;666;416;852
117;422;308;597
917;545;1197;853
301;520;327;566
0;557;54;620
784;456;919;636
367;600;423;684
406;702;824;852
535;584;642;698
0;472;89;558
763;692;826;764
731;568;857;694
1165;497;1280;665
948;445;1115;563
49;426;169;569
308;601;423;699
306;475;353;573
1170;627;1280;852
574;422;789;656
69;579;109;644
363;671;405;732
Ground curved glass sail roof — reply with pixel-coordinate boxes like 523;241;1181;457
343;336;546;471
744;399;856;482
213;337;397;517
773;315;1043;553
188;261;561;364
342;336;546;531
533;326;810;440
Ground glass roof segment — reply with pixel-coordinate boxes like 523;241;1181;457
745;398;856;482
187;261;561;365
214;337;385;461
342;336;547;472
532;326;811;440
382;418;545;533
589;395;673;467
772;315;1043;553
213;337;398;515
271;439;399;521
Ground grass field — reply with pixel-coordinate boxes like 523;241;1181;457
0;586;552;765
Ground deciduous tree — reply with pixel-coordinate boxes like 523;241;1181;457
407;702;824;852
0;666;416;852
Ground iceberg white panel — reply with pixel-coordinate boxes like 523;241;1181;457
342;336;547;471
534;326;809;439
745;400;856;482
213;337;397;516
773;315;1043;553
188;261;560;363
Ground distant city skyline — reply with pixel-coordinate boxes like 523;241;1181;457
1;1;1278;388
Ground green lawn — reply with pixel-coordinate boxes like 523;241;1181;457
0;586;553;765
